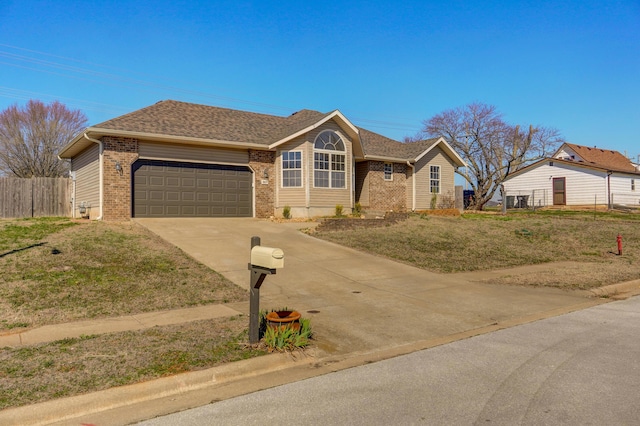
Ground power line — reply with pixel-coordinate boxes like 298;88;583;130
0;43;424;137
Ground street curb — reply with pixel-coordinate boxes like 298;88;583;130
588;279;640;298
0;351;316;426
0;299;611;425
1;288;637;425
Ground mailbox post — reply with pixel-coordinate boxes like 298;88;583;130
248;236;284;344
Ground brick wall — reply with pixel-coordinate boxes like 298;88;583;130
249;149;275;218
316;212;409;232
102;136;139;221
367;161;408;211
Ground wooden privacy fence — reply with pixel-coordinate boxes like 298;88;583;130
0;177;72;218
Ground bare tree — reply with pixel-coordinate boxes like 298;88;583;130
420;102;564;210
0;100;87;177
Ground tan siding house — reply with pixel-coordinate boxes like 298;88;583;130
59;100;465;220
71;144;100;219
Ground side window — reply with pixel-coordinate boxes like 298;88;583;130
282;151;302;187
384;163;393;181
430;165;440;194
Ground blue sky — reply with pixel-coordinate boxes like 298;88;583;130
1;0;639;160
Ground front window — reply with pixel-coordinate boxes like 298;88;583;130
282;151;302;187
632;179;636;191
384;163;393;181
430;165;440;194
314;130;346;188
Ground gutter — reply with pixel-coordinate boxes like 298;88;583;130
83;132;104;220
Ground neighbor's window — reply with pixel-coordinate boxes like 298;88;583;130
430;165;440;194
632;179;636;191
282;151;302;187
314;130;346;188
384;163;393;181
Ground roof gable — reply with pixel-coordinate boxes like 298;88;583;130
269;110;359;149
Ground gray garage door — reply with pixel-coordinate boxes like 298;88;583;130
133;160;252;217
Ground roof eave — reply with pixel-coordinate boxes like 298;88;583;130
59;127;269;158
504;157;640;181
363;155;410;163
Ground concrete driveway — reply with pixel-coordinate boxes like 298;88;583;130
136;218;599;355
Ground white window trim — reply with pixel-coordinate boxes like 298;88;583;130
281;150;303;188
384;163;393;181
632;178;636;191
430;165;440;194
313;131;346;189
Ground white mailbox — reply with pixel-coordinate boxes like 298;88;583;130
250;246;284;269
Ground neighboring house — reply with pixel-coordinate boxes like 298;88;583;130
503;142;640;208
58;100;465;220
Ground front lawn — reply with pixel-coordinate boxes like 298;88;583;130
0;218;246;329
0;217;266;409
312;211;640;289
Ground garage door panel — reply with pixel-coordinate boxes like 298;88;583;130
196;193;209;202
149;191;165;201
149;176;164;186
151;205;167;215
181;178;195;188
181;206;195;215
133;160;253;218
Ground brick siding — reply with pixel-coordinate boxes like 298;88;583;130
249;149;275;218
367;161;408;211
316;212;409;232
102;136;139;221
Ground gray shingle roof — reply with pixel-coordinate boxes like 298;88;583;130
95;100;327;146
359;128;439;160
90;100;440;162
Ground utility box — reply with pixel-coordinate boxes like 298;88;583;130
250;246;284;269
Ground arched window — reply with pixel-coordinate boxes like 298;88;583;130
314;131;346;188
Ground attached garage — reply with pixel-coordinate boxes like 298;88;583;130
132;160;253;218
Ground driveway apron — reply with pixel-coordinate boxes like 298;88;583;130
135;218;595;355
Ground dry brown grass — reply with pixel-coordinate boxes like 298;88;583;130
0;219;246;330
0;316;265;409
313;212;640;289
0;218;266;409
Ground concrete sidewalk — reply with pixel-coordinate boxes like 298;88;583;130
1;217;639;425
0;304;241;347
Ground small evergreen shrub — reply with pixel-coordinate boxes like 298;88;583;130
283;205;291;219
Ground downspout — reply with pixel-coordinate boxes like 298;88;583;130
84;132;104;220
607;170;612;209
407;161;416;211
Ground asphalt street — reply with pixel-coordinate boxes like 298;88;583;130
137;296;640;426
